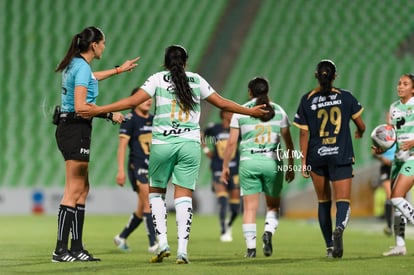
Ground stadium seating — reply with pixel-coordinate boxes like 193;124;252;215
1;0;413;195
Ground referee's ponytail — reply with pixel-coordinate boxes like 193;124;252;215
55;26;104;72
248;77;275;122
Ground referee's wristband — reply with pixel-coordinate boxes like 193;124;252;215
106;112;113;121
96;112;113;121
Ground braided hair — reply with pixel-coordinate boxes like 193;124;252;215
315;59;336;95
164;45;196;112
248;77;274;122
55;26;104;72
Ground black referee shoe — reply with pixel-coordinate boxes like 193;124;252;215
51;250;78;262
70;249;101;262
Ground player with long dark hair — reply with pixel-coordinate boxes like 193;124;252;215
380;73;414;256
221;77;295;258
78;45;268;264
52;26;139;262
293;60;365;258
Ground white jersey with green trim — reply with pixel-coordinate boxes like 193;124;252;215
230;99;290;161
389;97;414;162
141;71;215;144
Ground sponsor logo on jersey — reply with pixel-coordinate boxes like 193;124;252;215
317;146;339;156
163;121;191;136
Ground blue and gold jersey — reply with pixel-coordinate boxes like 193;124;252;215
119;111;154;169
203;123;239;173
61;57;98;112
293;88;363;166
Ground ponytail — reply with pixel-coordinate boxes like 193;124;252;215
248;77;274;122
55;26;104;72
315;59;336;94
164;45;196;112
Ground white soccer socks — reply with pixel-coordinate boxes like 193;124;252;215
264;211;279;235
175;196;193;256
391;197;414;224
243;223;257;249
149;193;168;248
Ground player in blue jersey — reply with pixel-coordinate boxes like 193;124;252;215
78;45;268;264
203;110;241;242
293;60;365;258
52;26;139;262
113;88;157;253
378;73;414;256
221;77;295;258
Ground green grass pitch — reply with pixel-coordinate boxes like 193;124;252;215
1;214;413;274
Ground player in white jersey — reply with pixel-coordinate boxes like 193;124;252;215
377;73;414;256
220;77;295;258
78;45;268;264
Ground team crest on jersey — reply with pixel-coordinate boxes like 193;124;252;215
391;108;404;120
328;94;338;100
124;113;133;121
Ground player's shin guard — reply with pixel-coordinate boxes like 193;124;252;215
243;223;257;249
385;200;393;229
391;197;414;224
228;199;240;227
55;205;76;253
70;204;85;252
217;196;228;234
149;193;168;247
336;200;350;230
318;201;333;247
175;197;192;255
143;212;157;247
394;209;407;247
120;212;142;239
264;210;279;235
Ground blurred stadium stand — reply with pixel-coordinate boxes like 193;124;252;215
1;0;413;215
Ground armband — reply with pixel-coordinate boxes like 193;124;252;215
203;147;210;154
115;65;121;74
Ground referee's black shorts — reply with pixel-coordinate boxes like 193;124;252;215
55;117;92;162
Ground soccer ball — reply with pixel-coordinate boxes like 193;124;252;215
370;124;396;151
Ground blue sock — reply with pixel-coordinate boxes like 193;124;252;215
336;201;350;231
228;202;240;227
318;201;333;247
120;212;142;239
144;212;157;246
218;196;228;234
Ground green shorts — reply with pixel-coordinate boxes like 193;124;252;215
149;142;201;190
239;159;283;197
391;159;414;180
